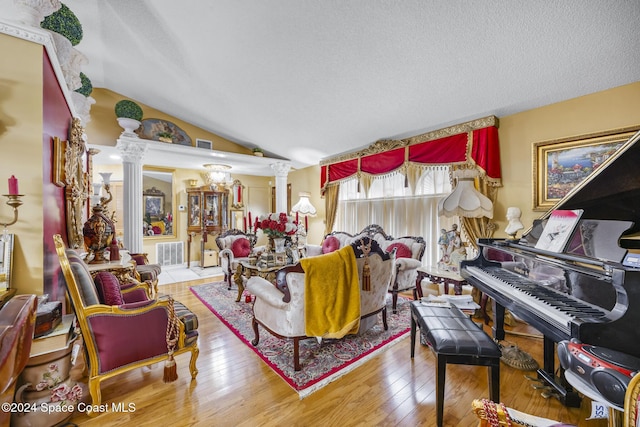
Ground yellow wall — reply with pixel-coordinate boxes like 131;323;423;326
496;81;640;237
0;34;45;295
86;88;254;155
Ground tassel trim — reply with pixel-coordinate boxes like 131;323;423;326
164;298;179;383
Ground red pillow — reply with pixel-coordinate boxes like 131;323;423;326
93;271;124;305
322;236;341;254
231;237;251;257
387;242;412;259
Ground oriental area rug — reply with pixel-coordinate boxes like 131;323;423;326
190;281;411;398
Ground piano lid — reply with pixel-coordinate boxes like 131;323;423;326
525;128;640;242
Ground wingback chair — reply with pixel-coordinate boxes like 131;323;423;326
0;294;37;427
246;237;396;371
53;234;199;408
215;229;258;289
128;252;161;297
306;225;425;313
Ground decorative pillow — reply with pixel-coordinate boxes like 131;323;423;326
322;236;341;254
387;242;412;259
231;237;251;257
93;271;124;306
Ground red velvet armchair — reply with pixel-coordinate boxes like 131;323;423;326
53;235;199;409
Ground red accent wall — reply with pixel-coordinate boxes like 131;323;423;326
42;49;72;302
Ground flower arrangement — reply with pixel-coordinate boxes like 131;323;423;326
255;212;297;238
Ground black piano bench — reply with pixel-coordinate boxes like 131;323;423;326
410;301;502;427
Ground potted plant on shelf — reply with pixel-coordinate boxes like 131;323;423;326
252;147;264;157
114;99;143;137
157;131;173;143
40;4;83;46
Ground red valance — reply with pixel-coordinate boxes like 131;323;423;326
321;124;501;191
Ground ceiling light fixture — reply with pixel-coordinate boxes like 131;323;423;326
203;164;233;187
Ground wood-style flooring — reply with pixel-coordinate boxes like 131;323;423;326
69;277;606;427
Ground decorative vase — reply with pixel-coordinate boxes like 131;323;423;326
116;117;141;138
273;237;286;253
83;205;115;264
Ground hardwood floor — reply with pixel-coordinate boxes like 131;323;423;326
69;278;605;427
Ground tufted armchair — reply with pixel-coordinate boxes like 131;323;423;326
215;229;259;289
306;225;425;314
246;237;395;371
53;234;199;409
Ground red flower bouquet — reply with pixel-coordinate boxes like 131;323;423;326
255;212;298;238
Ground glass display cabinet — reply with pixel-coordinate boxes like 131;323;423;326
186;186;229;234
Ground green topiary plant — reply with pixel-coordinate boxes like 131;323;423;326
40;4;83;46
114;100;143;121
75;72;93;97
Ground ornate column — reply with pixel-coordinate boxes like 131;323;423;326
116;137;148;253
270;162;291;214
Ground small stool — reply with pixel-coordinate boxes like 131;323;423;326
410;301;501;427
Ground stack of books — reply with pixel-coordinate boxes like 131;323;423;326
30;314;76;357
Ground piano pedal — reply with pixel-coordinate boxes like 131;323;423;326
531;384;552;391
524;375;539;382
540;391;560;400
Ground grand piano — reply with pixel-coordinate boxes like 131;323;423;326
461;128;640;407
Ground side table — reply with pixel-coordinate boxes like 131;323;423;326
415;266;467;298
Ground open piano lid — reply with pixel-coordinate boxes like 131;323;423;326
522;128;640;262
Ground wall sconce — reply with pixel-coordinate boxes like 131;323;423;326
1;175;23;241
188;179;198;187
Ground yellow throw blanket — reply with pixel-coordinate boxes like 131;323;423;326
301;245;360;339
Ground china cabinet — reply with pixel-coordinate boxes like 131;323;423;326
186;186;229;234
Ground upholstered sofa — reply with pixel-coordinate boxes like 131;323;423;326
215;229;259;289
306;224;425;313
246;237;396;370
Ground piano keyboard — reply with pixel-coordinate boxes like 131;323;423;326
465;265;608;335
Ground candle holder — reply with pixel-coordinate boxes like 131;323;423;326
1;194;24;227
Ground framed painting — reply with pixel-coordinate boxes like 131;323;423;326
533;126;640;211
135;118;192;146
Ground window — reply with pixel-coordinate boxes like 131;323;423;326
334;166;455;266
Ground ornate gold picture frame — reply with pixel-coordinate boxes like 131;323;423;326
533;126;640;211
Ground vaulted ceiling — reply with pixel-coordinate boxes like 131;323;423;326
61;1;640;171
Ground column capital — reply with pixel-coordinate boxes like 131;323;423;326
270;162;291;177
116;138;148;164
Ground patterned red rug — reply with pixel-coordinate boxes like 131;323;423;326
190;281;411;398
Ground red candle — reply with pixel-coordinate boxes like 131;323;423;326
243;217;247;232
305;216;308;230
8;175;18;195
248;212;252;227
296;212;299;224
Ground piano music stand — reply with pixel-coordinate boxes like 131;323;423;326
564;371;623;427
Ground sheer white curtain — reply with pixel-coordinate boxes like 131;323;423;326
334;166;455;267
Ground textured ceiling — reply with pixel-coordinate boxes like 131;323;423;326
52;1;640;170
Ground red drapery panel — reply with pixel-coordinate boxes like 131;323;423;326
408;133;468;164
321;125;501;190
361;147;405;174
471;126;501;179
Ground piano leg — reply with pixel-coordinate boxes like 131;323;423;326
491;302;506;341
535;336;581;408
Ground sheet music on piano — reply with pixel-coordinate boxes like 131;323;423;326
534;209;583;253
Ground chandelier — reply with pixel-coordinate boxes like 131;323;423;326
202;164;233;188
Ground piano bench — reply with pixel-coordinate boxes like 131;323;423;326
410;301;502;427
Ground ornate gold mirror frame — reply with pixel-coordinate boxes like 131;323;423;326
53;118;93;249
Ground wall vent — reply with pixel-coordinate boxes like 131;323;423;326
156;242;184;266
